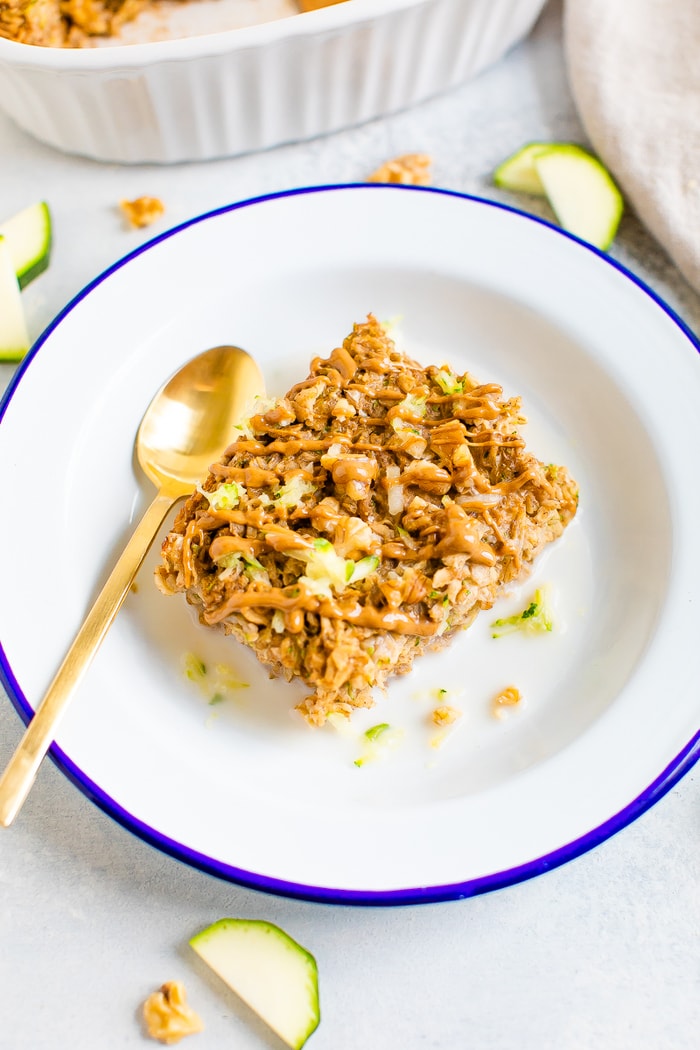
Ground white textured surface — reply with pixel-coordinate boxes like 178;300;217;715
0;0;546;163
1;3;699;1047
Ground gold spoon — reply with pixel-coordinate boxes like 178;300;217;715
0;345;265;827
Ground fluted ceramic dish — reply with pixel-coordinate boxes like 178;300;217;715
0;0;546;163
1;184;699;904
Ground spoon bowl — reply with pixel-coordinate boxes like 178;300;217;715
138;345;265;495
0;344;264;827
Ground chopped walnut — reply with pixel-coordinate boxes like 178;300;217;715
432;704;461;727
143;982;204;1045
368;153;432;186
492;685;522;719
120;196;165;229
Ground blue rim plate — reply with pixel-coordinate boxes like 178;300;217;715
2;184;699;904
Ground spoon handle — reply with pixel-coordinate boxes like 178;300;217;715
0;490;176;828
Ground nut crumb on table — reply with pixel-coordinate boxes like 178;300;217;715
120;196;165;229
368;153;433;186
143;981;203;1045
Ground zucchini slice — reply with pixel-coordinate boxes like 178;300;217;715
534;145;624;251
190;918;320;1049
0;237;30;362
493;143;551;196
0;201;52;289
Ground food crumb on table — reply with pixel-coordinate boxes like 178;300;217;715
367;153;432;186
120;195;165;229
142;981;204;1044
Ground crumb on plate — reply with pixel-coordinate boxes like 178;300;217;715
431;704;461;726
492;685;522;719
182;652;249;706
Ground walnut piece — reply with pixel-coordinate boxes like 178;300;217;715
432;704;461;727
492;685;522;719
143;981;204;1045
368;153;432;186
120;196;165;229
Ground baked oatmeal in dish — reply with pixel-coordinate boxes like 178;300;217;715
0;0;347;46
156;316;578;725
0;0;145;45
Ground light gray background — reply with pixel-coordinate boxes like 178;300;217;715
1;3;698;1047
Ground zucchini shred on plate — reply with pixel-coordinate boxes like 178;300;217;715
155;315;578;725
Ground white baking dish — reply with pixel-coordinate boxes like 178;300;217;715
0;0;546;164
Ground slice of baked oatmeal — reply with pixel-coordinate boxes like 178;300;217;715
156;315;578;725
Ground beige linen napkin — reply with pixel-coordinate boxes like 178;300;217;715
564;0;700;292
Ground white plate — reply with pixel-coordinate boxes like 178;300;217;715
1;185;699;903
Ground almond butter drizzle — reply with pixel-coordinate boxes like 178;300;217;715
328;345;358;382
194;341;530;637
204;586;438;636
209;464;281;487
209;535;263;561
267;437;349;454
